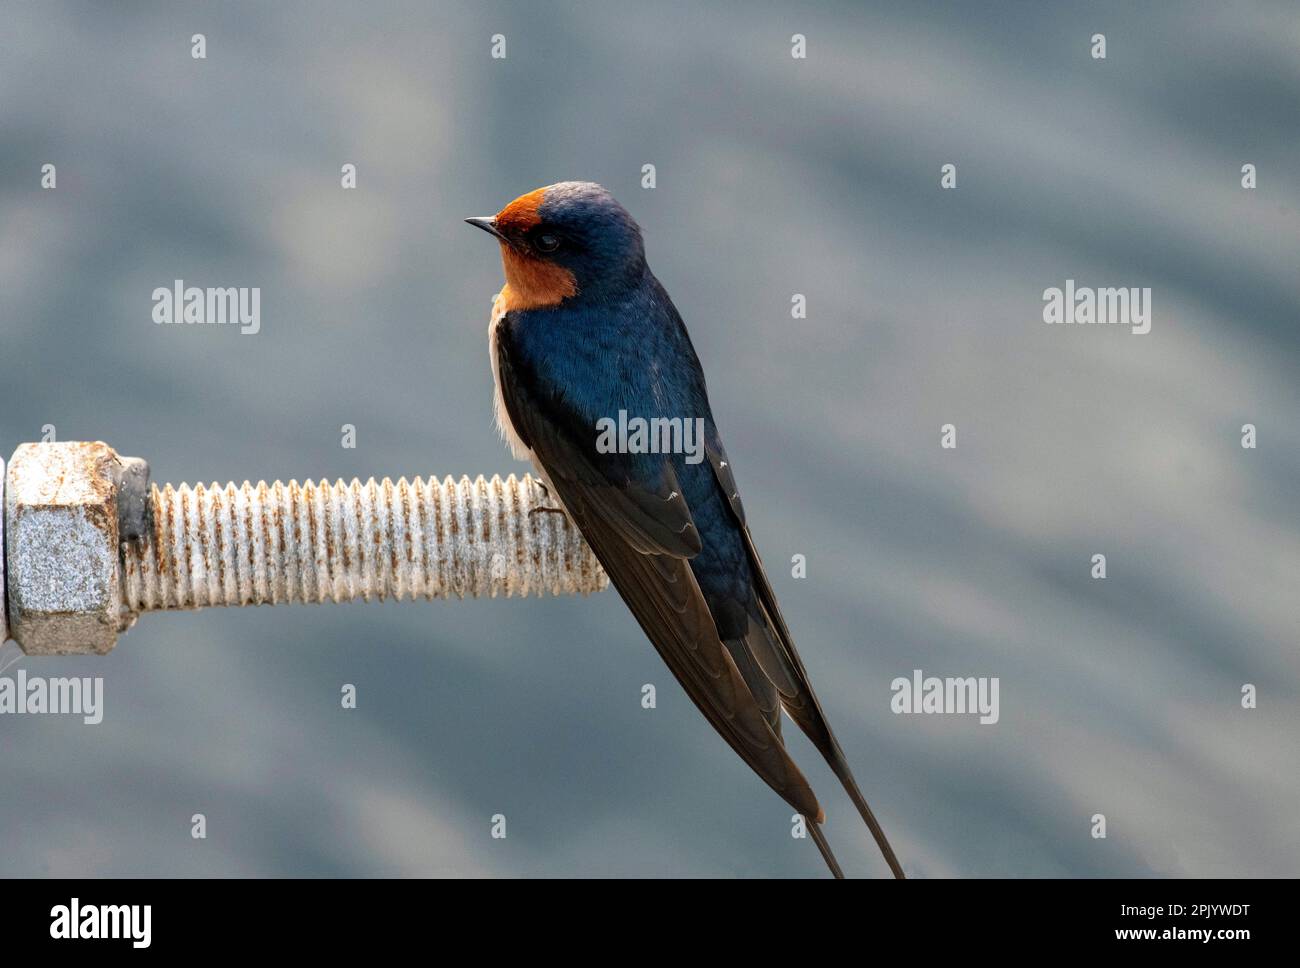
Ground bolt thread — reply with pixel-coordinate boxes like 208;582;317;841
120;474;606;612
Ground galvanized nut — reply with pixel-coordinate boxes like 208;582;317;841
4;442;142;655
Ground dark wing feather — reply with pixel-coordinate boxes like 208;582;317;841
495;338;700;559
496;317;823;821
708;437;905;878
706;440;822;727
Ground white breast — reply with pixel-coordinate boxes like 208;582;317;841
488;291;537;463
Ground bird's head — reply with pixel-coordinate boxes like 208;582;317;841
466;181;646;309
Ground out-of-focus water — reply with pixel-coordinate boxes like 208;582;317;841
1;0;1296;876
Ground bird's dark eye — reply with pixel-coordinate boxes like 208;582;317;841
534;232;561;253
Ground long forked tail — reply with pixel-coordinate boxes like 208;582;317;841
827;755;906;878
721;470;907;878
807;819;844;879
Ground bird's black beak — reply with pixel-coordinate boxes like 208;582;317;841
464;216;507;243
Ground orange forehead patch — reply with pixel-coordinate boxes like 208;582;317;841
495;186;548;233
491;185;577;310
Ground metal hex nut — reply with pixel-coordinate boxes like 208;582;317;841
5;442;131;655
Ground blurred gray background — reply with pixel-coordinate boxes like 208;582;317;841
1;0;1297;876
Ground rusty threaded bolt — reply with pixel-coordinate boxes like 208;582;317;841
120;474;605;610
4;442;608;654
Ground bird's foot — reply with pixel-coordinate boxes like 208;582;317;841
528;505;567;519
527;477;565;518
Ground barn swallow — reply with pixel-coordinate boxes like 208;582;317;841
466;182;903;878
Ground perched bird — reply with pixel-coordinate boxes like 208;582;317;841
466;182;903;878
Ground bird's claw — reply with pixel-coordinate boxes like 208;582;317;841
528;505;567;519
527;478;564;518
